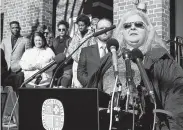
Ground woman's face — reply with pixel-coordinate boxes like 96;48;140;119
122;14;147;49
58;24;67;37
34;36;44;48
78;21;87;33
46;33;54;47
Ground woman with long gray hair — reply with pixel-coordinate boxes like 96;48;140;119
88;9;183;130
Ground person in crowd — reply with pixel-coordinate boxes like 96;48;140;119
46;31;54;47
52;20;73;88
0;21;31;93
43;28;49;38
77;18;113;88
87;9;183;130
19;32;55;88
67;14;94;88
36;24;47;34
90;17;99;33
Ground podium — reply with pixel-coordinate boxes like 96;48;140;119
19;88;111;130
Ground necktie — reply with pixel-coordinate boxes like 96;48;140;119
100;46;106;58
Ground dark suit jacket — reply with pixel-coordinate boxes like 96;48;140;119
77;44;102;87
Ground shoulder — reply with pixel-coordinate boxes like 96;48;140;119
144;46;174;69
45;47;55;54
19;36;29;42
65;35;72;42
23;48;34;55
45;47;54;51
146;46;172;61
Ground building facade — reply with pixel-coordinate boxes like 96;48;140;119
1;0;183;44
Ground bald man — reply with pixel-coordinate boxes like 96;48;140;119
77;18;113;87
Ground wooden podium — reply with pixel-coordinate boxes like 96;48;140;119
19;88;111;130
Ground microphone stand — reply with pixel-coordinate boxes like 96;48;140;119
20;25;116;88
19;61;56;88
49;34;93;88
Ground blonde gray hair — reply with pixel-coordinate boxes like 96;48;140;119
113;9;167;54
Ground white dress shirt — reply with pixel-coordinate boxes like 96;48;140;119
97;39;108;58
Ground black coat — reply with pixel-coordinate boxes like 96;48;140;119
87;46;183;130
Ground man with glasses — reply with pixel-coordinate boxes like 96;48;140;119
52;20;73;88
77;18;113;88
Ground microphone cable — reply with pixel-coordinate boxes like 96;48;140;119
132;94;135;130
109;75;118;130
152;100;157;130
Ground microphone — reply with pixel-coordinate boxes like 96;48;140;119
122;48;132;81
122;48;137;96
93;25;116;37
106;38;119;77
131;48;155;101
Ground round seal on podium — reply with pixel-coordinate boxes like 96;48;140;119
42;99;64;130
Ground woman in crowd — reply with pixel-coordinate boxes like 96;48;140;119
46;31;54;47
67;14;94;88
20;32;55;87
52;20;73;88
88;9;183;130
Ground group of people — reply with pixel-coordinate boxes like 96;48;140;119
1;6;183;130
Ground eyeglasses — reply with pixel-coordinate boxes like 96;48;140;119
58;28;66;32
123;21;145;29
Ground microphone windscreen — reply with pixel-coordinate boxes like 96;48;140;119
54;53;66;64
106;38;119;52
122;48;131;59
131;48;143;63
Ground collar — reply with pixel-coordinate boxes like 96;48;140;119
11;34;20;40
97;38;107;49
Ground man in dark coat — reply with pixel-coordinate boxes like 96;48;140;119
77;18;113;88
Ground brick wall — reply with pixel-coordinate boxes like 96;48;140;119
2;0;170;41
42;0;53;29
3;0;52;38
55;0;83;37
113;0;170;41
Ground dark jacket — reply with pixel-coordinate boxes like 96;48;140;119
78;44;102;87
52;35;73;71
87;46;183;130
